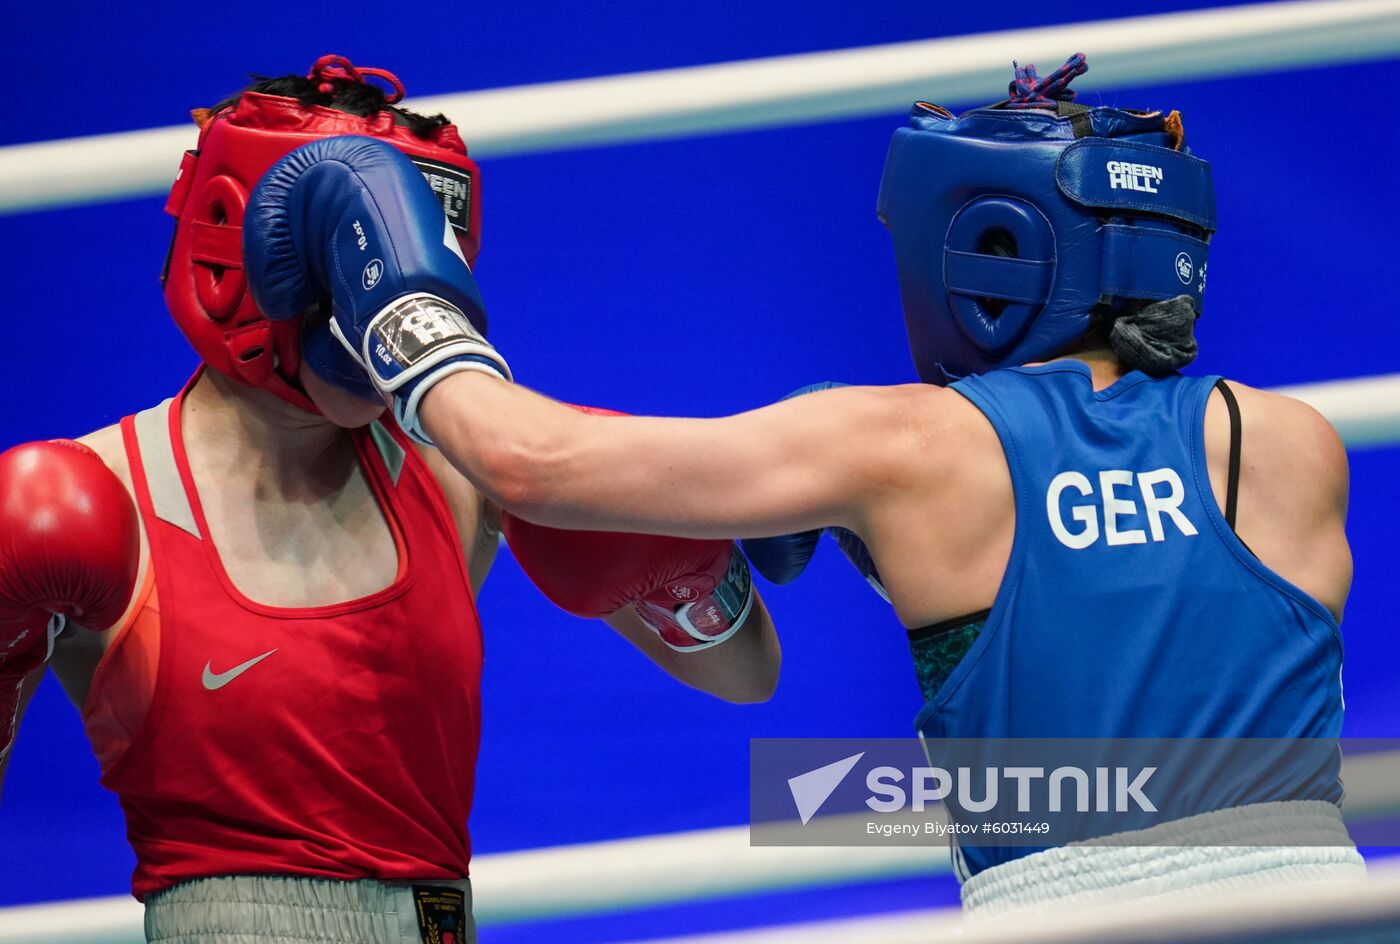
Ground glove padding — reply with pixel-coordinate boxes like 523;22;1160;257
301;322;380;404
502;405;755;651
740;383;889;601
244;134;510;442
0;440;139;759
743;525;888;603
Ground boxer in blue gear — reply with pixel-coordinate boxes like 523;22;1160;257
264;55;1365;917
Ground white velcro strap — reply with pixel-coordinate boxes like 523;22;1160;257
44;614;64;661
394;360;513;446
328;292;513;445
360;292;511;391
660;547;756;653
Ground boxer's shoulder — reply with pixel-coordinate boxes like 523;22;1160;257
48;421;152;696
1208;379;1348;506
1207;379;1350;618
830;383;1010;551
75;423;131;486
72;419;151;602
859;382;1007;482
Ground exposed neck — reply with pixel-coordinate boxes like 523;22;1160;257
182;369;357;497
1037;348;1129;391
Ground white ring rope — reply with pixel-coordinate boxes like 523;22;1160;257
0;5;1395;445
611;858;1400;944
1275;374;1400;449
0;0;1397;213
12;864;1400;944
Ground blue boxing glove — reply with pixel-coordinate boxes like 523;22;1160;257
301;322;380;403
739;383;890;602
743;523;889;603
244;135;509;443
741;526;821;586
827;526;889;603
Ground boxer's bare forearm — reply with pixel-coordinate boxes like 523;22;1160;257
420;372;916;540
606;596;780;703
0;667;46;804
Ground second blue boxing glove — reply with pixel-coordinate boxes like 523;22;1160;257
740;382;889;602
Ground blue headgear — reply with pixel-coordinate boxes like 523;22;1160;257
877;54;1216;384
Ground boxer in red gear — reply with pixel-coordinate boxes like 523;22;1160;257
0;58;778;944
0;441;140;761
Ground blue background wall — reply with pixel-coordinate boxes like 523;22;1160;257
2;2;1397;939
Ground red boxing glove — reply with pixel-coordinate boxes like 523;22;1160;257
502;405;754;651
0;440;140;758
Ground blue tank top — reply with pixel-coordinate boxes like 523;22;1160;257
918;363;1344;876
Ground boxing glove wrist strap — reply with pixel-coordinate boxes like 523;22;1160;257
639;545;755;652
330;292;512;444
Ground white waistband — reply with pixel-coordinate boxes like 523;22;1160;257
961;800;1367;921
144;874;475;944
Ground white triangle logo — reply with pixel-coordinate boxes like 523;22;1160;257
787;752;865;825
443;215;468;266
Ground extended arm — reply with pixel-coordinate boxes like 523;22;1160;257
237;136;916;543
241;136;789;697
419;443;780;701
419;372;920;540
0;667;44;803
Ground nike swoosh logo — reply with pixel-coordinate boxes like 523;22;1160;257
201;649;278;691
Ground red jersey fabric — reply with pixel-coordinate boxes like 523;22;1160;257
105;378;483;900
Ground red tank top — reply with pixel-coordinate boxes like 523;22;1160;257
105;380;483;900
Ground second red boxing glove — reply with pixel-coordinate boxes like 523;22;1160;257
501;406;753;651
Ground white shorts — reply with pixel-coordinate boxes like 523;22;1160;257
144;873;475;944
960;800;1367;921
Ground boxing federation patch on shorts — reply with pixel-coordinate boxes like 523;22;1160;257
412;885;468;944
371;294;483;374
412;157;474;239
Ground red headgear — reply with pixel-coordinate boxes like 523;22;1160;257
161;55;482;412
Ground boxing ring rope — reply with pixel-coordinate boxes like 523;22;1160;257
5;747;1400;942
1;0;1398;213
3;3;1400;942
1276;374;1400;450
0;0;1396;450
609;859;1400;944
11;867;1400;944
